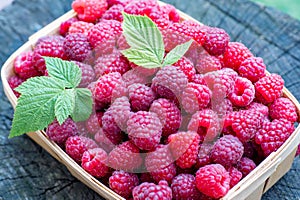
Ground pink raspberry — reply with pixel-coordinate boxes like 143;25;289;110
149;98;181;137
238;57;266;82
195;164;230;198
132;180;172;200
8;75;25;98
46;118;78;145
211;135;244;167
59;17;78;36
246;102;269;116
160;4;180;23
85;112;103;135
94;128;115;152
81;148;109;178
124;0;159;15
269;97;298;122
173;56;196;81
68;21;94;35
181;83;211;114
72;61;95;88
101;19;123;36
195;53;223;74
64;33;92;62
255;74;284;104
147;7;170;29
102;108;124;145
14;51;41;79
102;4;124;21
129;62;159;77
72;0;108;22
181;20;206;45
171;174;202;200
122;69;151;87
191;74;207;86
196;143;213;168
211;98;233;116
237;157;256;177
127;111;162;151
109;96;131;131
108;141;143;171
109;170;139;198
203;27;230;56
128;83;156;112
65;135;98;163
228;167;242;188
168;131;200;169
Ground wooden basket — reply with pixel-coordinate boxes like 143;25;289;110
1;2;300;200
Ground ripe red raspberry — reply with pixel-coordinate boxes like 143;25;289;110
85;112;103;135
132;180;172;200
108;141;143;171
102;108;124;145
246;102;269;116
94;128;115;152
59;17;78;36
102;4;124;21
81;147;109;178
145;7;170;29
72;0;108;22
150;98;181;137
223;42;253;70
109;96;131;131
196;143;213;168
124;0;159;15
101;19;123;36
203;27;230;56
188;109;221;142
168;131;200;169
128;83;156;112
195;164;230;198
8;75;24;98
160;4;180;23
181;20;206;45
151;65;188;103
64;33;92;62
228;76;255;107
122;69;151;87
181;83;211;114
238;57;266;82
129;62;159;77
33;36;66;74
254;74;284;104
46;118;78;145
65;135;98;163
269;97;298;122
173;56;196;81
195;53;223;74
191;74;207;86
14;51;41;79
211;135;244;167
228;167;242;188
72;61;95;88
109;170;139;198
127;111;162;151
145;144;176;183
237;157;256;177
255;119;295;157
68;21;94;35
94;50;130;77
171;174;202;200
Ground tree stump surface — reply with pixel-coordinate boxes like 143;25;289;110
0;0;299;199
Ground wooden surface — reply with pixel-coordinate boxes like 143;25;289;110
0;0;299;199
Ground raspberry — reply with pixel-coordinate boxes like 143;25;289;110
72;0;108;22
102;4;124;21
108;141;143;171
195;164;230;198
85;112;103;135
124;0;159;15
228;167;242;188
196;143;213;168
46;118;78;145
160;4;180;23
132;180;172;200
181;83;211;114
33;36;66;74
228;76;255;107
65;135;98;163
147;8;170;29
211;135;244;167
246;102;269;116
149;98;181;137
94;50;130;77
188;109;221;142
81;148;109;178
145;145;176;183
8;75;24;98
101;19;123;36
72;61;95;88
59;17;78;36
269;97;298;122
171;174;202;200
127;111;162;151
94;128;115;152
168;131;200;169
173;56;196;81
151;65;188;103
238;57;266;82
129;62;158;77
68;21;94;35
128;83;156;112
191;74;207;86
203;27;230;56
122;69;151;87
223;42;253;70
64;33;92;62
109;170;139;198
109;96;131;131
237;157;256;177
181;20;206;45
195;53;223;74
255;119;295;157
13;51;41;79
211;98;233;116
102;108;124;145
254;74;284;104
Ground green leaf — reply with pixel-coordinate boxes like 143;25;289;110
162;40;193;66
122;48;163;68
44;57;82;88
122;13;164;68
71;88;92;122
55;89;76;125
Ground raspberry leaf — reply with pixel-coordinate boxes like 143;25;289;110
55;89;76;125
71;88;93;122
162;40;193;66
